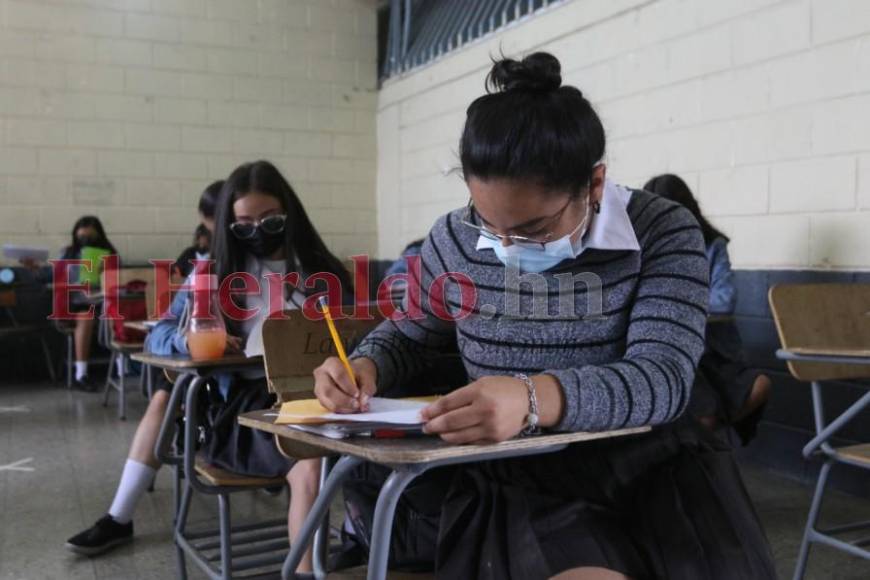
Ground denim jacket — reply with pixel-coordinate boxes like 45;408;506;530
146;288;191;356
706;237;736;315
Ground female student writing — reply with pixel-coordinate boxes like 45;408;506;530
66;161;352;576
643;173;771;443
313;53;776;579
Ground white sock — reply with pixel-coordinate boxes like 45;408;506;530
116;356;125;376
108;459;156;524
75;361;88;381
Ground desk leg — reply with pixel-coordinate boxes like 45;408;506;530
803;386;870;458
153;373;192;523
155;373;192;465
366;469;421;580
282;455;363;580
312;456;333;579
175;476;193;580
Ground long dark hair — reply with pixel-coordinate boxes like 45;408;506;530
192;223;210;248
643;174;729;245
199;180;223;218
460;52;605;197
212;160;353;305
69;215;117;254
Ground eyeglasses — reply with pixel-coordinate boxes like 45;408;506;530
229;214;287;240
460;197;589;250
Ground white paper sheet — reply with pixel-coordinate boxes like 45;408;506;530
280;397;429;425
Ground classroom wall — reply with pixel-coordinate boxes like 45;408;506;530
376;0;870;270
0;0;378;265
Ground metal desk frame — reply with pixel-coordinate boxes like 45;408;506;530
236;414;649;580
775;349;870;580
281;443;572;580
137;354;321;580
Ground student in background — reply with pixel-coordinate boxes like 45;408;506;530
58;216;118;391
644;173;771;443
314;53;776;579
173;180;222;279
382;238;424;278
65;161;352;577
19;216;117;390
173;224;210;279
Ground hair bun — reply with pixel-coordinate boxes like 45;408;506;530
488;52;562;93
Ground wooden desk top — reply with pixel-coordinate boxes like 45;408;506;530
787;347;870;359
238;409;651;465
131;351;262;371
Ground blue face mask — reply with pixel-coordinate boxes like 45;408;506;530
487;243;570;273
476;202;592;273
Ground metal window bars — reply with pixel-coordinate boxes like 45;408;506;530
382;0;564;79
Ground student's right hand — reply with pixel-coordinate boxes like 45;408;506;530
313;356;378;414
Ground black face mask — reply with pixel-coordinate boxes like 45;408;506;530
241;228;284;258
76;235;96;247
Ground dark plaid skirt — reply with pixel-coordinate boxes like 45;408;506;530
434;419;776;580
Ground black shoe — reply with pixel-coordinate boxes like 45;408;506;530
262;485;285;497
65;515;133;556
73;376;98;392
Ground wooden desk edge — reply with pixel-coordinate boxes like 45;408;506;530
239;410;651;465
131;352;262;370
785;347;870;359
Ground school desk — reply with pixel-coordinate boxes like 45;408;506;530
121;320;158;398
130;351;293;580
769;282;870;578
0;287;56;382
238;409;651;580
130;351;263;512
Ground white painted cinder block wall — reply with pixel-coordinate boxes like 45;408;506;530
0;0;378;265
376;0;870;270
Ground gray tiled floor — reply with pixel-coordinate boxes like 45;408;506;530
2;381;870;580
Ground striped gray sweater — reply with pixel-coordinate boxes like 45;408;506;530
352;190;709;432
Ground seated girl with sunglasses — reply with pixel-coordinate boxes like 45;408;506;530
66;161;353;576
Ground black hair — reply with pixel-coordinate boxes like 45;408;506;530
643;174;730;245
69;215;117;255
212;160;353;322
459;52;605;197
193;223;210;246
198;180;223;219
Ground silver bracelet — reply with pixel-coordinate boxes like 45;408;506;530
515;373;541;436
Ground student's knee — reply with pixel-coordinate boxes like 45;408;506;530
286;459;320;495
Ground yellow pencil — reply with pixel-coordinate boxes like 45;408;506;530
318;296;357;387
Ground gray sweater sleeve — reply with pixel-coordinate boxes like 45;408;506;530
548;206;709;431
350;230;456;393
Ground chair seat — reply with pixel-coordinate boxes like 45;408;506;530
110;339;144;352
194;455;286;487
837;443;870;467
